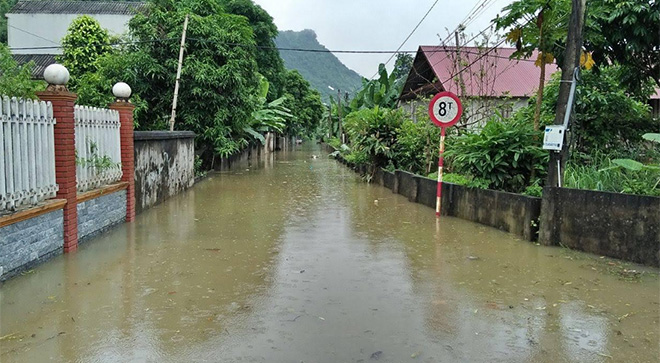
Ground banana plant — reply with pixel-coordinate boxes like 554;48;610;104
245;75;294;144
350;63;405;111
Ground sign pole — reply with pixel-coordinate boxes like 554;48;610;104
436;127;446;216
428;91;462;218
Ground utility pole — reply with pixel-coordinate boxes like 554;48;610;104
327;104;332;139
169;14;189;132
546;0;586;187
337;89;343;142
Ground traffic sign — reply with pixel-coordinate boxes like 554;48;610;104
428;91;462;218
428;91;462;128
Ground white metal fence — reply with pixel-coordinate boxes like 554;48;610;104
0;96;58;212
74;106;122;192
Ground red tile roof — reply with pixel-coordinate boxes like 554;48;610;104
401;46;559;100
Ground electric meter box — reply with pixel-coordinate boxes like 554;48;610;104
543;125;565;151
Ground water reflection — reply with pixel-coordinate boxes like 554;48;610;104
0;144;658;363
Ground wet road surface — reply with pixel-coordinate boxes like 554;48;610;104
1;144;659;362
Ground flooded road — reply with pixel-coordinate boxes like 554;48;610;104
1;144;658;362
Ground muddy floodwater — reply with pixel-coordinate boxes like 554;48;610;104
1;145;658;363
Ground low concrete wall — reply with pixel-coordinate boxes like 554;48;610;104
539;187;660;266
78;190;127;241
395;171;541;241
134;131;195;213
214;143;263;171
0;209;63;281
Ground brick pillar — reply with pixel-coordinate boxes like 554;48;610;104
38;90;79;253
109;102;136;222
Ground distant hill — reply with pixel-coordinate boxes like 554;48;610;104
275;29;363;102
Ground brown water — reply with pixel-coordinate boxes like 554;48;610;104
1;144;658;363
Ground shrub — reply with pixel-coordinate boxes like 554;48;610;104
444;116;548;193
343;107;405;167
394;118;442;175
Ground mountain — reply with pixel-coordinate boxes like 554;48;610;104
275;29;363;102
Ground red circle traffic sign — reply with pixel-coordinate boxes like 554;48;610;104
428;91;462;128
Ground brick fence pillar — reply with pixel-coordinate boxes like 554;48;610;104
37;88;79;253
109;85;136;222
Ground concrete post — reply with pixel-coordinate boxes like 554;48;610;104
37;64;78;253
109;82;136;222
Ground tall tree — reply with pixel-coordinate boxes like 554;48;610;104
58;15;113;87
281;69;324;136
493;0;570;130
126;0;260;161
392;52;414;81
585;0;660;95
220;0;285;99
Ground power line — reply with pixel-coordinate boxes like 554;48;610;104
8;25;60;45
369;0;441;79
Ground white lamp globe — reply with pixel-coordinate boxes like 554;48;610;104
112;82;132;99
43;64;70;85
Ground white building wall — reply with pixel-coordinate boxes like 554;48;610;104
399;97;529;126
7;13;133;54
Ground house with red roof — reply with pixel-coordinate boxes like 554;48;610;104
399;46;558;126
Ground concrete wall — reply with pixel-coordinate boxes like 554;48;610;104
539;187;660;266
78;190;127;241
8;13;133;54
134;131;195;213
0;209;63;281
365;164;541;241
344;159;659;265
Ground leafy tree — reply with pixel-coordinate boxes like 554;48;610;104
0;43;44;97
281;69;323;136
0;0;17;44
220;0;285;100
493;0;570;130
125;0;260;162
58;15;113;87
514;67;655;154
585;0;660;94
392;52;414;81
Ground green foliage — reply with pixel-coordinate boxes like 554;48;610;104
445;117;548;193
392;53;414;80
123;0;260;164
246;74;292;143
427;172;491;189
220;0;285;100
564;152;660;196
275;30;362;102
523;183;543;197
58;15;113;87
280;69;324;136
343;149;369;166
76;140;120;172
493;0;569;61
0;0;17;44
343;107;405;168
585;0;660;92
521;67;655;154
349;64;403;111
394;117;441;175
326;136;342;151
0;44;44;97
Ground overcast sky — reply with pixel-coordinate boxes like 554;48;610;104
253;0;515;78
